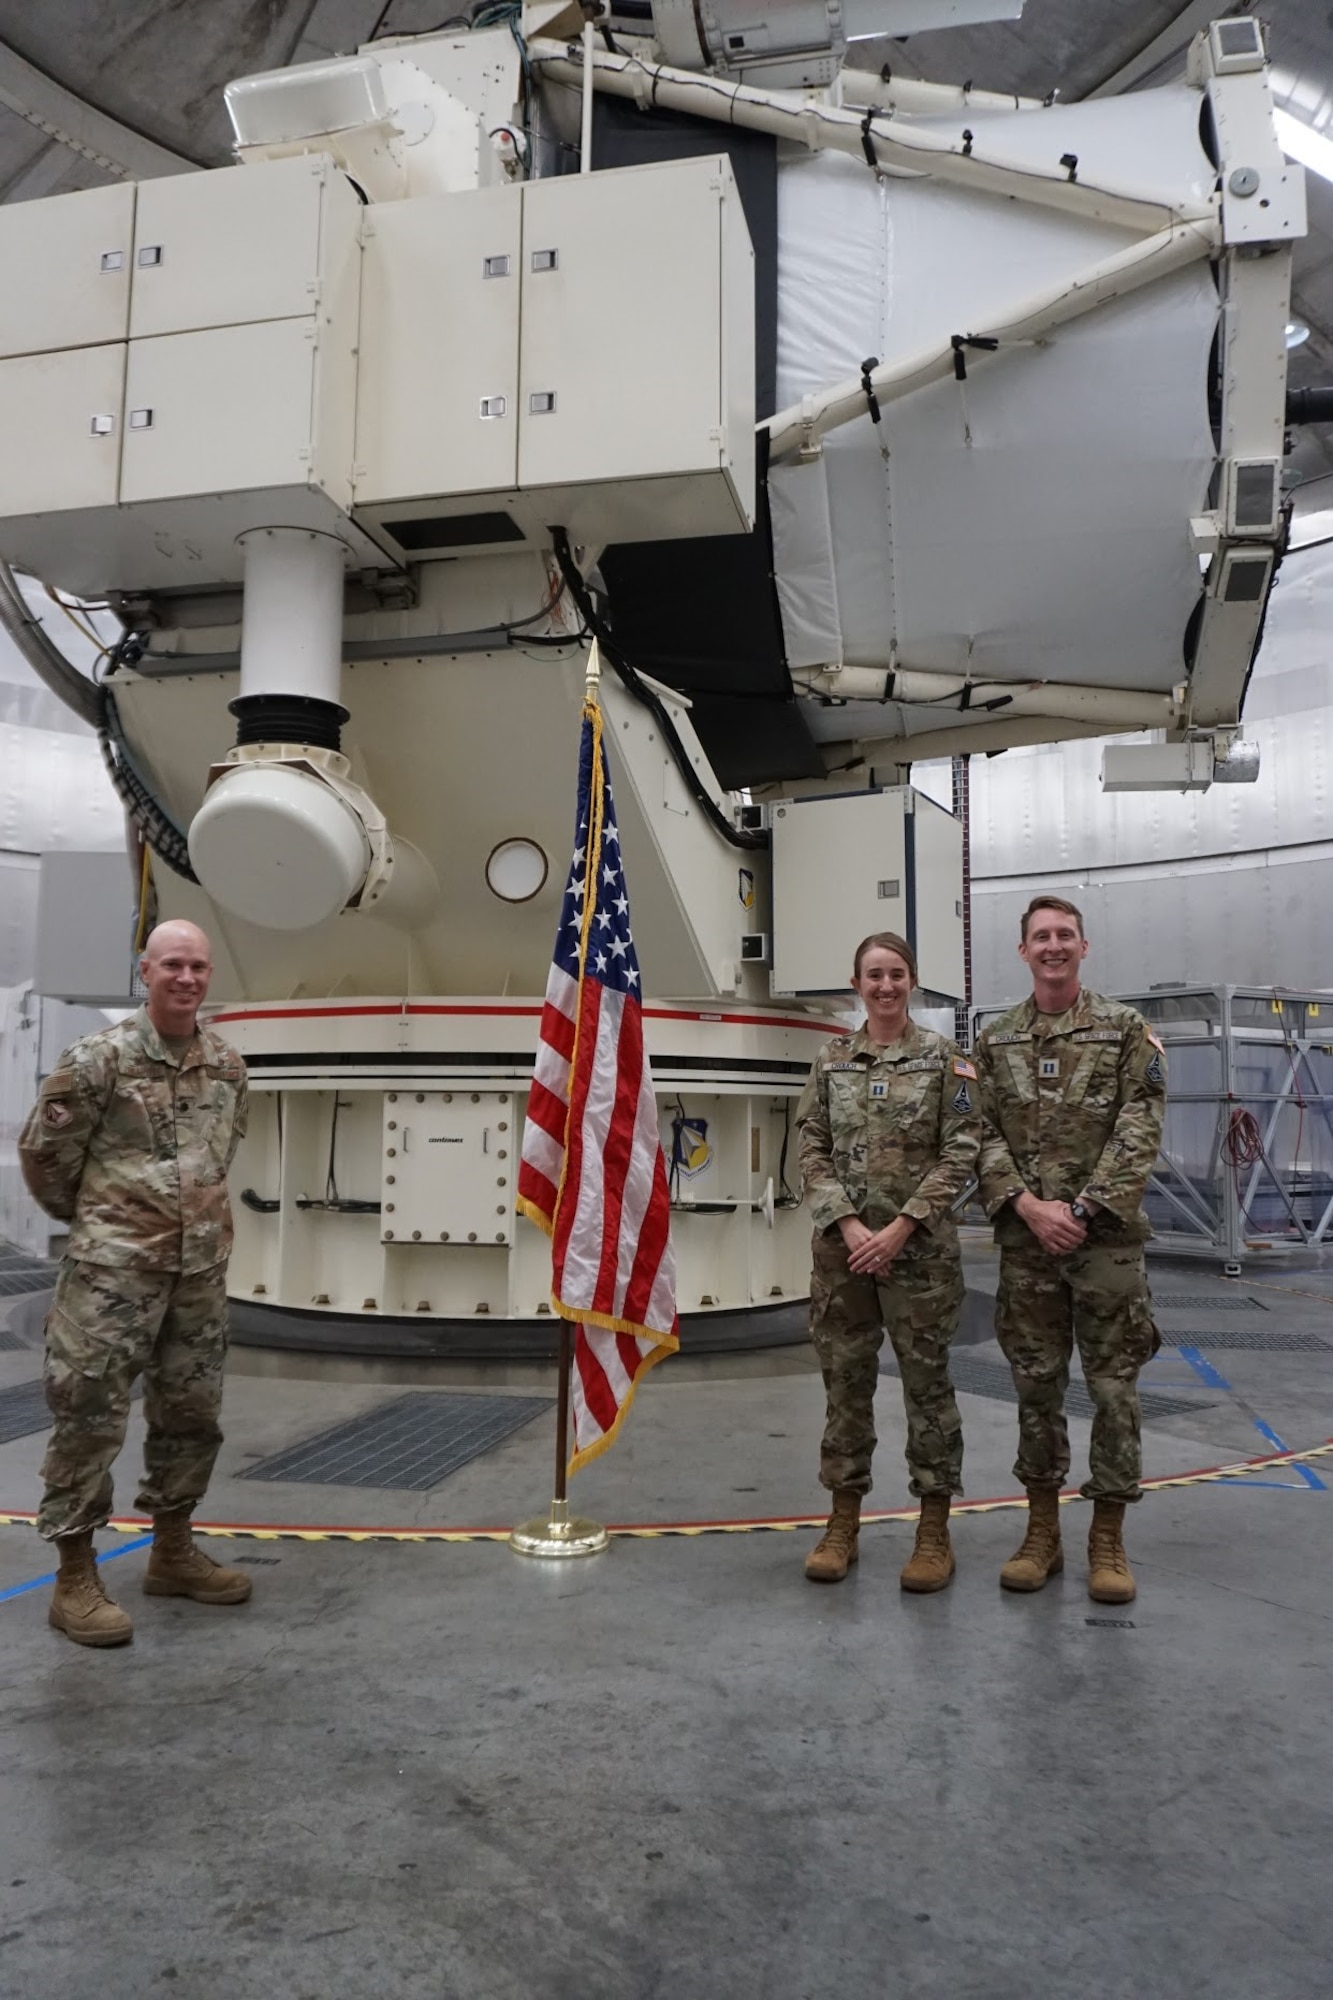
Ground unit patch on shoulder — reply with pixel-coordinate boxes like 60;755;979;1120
1145;1049;1165;1086
951;1082;973;1115
952;1058;978;1080
43;1099;74;1128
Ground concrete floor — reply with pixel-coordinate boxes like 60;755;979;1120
0;1240;1330;2000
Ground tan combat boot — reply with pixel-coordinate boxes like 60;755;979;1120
804;1489;861;1582
899;1493;955;1593
144;1509;252;1605
999;1488;1064;1592
48;1531;134;1647
1087;1498;1136;1604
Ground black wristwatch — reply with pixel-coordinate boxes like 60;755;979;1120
1070;1200;1093;1223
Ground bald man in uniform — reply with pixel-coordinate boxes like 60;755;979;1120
19;920;253;1646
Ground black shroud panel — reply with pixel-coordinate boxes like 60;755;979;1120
587;96;823;787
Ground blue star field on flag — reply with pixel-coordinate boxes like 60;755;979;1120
556;713;642;996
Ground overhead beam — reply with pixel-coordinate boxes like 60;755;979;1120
0;35;197;184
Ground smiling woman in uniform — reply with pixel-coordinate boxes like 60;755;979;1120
795;932;982;1589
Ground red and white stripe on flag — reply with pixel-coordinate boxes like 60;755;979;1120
516;693;678;1472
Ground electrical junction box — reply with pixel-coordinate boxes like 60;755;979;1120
380;1091;515;1247
770;788;964;1001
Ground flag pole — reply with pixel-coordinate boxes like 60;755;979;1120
510;643;610;1559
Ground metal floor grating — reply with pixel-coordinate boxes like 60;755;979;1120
0;1375;139;1442
1152;1294;1267;1311
884;1352;1217;1424
239;1391;555;1491
0;1379;54;1445
0;1264;59;1298
1157;1327;1330;1351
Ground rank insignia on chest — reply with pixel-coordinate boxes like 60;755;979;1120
951;1082;973;1114
870;1080;889;1098
1039;1058;1060;1080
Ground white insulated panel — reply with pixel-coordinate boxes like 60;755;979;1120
909;793;965;1001
380;1092;515;1246
120;319;319;504
129;154;357;340
771;790;909;997
0;345;125;519
354;186;522;507
0;183;135;361
516;157;752;528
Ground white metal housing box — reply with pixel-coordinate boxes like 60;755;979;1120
0;183;135;360
770;789;964;1000
0;152;370;593
128;154;360;340
516;157;755;545
0;346;127;517
353;186;525;553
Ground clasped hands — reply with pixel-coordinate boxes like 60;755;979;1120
1013;1190;1090;1256
839;1212;918;1276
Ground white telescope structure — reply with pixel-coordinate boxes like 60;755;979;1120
0;4;1304;1355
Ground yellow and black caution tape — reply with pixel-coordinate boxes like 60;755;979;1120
1;1439;1328;1547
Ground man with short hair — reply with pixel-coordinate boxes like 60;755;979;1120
972;896;1166;1603
19;918;252;1646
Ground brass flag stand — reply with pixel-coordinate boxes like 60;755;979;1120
509;1320;610;1558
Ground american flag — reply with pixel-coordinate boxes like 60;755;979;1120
517;688;678;1472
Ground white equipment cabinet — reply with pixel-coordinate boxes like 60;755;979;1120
770;788;965;1000
0;153;372;595
515;157;755;544
352;155;755;557
0;183;134;359
353;186;526;547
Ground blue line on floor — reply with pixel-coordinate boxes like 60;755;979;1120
1176;1346;1328;1491
0;1534;153;1606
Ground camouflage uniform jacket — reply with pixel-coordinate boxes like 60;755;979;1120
18;1006;248;1274
795;1021;982;1251
973;989;1165;1247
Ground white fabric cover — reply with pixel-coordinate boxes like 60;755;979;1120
772;87;1220;711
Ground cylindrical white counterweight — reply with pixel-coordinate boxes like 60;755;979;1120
236;526;347;706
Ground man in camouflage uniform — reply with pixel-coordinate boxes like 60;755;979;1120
796;932;981;1591
19;918;253;1646
973;896;1166;1604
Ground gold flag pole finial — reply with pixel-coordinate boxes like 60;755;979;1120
584;636;602;703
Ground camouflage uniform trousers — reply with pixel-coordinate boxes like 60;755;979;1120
37;1258;230;1541
809;1226;965;1499
995;1239;1158;1504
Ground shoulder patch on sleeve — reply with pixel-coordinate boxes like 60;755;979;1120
1147;1032;1164;1052
952;1057;978;1080
39;1069;76;1098
951;1080;974;1115
1144;1049;1165;1086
